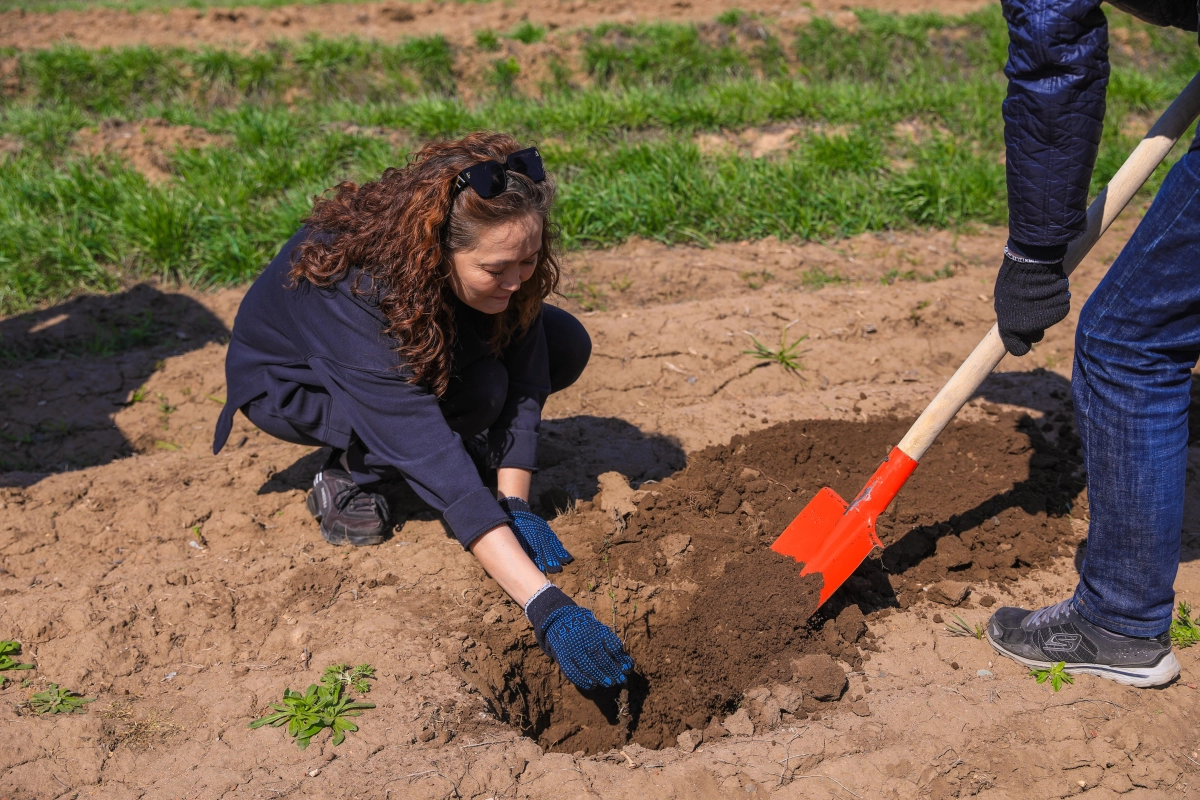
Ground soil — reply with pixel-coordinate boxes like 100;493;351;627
2;216;1200;799
73;118;230;183
459;414;1085;755
0;0;993;53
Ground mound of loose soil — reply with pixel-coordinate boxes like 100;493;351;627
458;413;1085;754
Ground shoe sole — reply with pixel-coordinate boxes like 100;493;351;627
986;630;1181;688
305;488;322;520
307;484;387;546
320;519;386;547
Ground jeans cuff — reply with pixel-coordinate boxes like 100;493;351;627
1070;592;1170;639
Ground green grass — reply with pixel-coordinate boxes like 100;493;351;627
0;0;477;14
0;7;1195;314
743;326;807;375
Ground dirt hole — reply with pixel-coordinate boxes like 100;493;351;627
457;414;1086;755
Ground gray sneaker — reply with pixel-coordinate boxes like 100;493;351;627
987;598;1180;688
305;458;390;547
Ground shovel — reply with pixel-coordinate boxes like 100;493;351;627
772;72;1200;609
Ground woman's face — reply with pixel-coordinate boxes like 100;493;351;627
449;214;542;315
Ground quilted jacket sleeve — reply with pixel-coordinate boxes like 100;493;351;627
1002;0;1110;249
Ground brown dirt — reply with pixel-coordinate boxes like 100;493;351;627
2;218;1200;798
458;414;1084;755
73;118;230;183
0;0;993;53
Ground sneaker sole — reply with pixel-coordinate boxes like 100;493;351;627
305;489;323;521
320;519;386;547
986;630;1181;688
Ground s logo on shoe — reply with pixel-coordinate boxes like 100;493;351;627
1043;633;1082;651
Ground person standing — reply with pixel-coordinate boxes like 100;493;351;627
984;0;1197;686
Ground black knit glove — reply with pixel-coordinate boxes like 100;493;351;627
994;246;1071;357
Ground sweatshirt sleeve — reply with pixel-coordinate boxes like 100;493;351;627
488;308;551;471
293;284;509;549
1002;0;1109;249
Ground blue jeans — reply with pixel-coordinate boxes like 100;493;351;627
1071;147;1200;638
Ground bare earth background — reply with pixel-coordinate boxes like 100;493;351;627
2;1;1200;798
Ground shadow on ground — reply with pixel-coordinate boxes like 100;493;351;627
0;284;228;482
257;415;688;534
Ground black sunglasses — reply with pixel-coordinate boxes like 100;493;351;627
452;147;546;199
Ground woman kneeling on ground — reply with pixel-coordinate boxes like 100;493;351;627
212;132;633;691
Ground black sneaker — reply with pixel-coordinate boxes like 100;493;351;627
305;458;391;547
986;598;1180;688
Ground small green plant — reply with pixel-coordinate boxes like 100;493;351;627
250;665;375;749
799;267;847;290
743;327;807;375
0;641;34;672
610;275;633;293
565;282;607;311
1170;601;1200;648
321;663;375;694
944;614;984;640
488;57;521;94
29;684;94;714
129;385;149;404
475;28;502;52
739;269;774;289
509;20;546;44
1030;661;1074;692
156;392;175;416
881;268;920;285
716;8;745;26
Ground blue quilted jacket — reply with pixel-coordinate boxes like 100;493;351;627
1003;0;1197;251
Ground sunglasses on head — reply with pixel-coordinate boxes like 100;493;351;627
452;147;546;199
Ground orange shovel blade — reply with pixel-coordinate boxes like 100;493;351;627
771;447;919;608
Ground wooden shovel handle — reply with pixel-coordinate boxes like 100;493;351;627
896;71;1200;462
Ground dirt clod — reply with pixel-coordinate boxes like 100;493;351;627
927;579;971;606
791;654;847;702
675;729;703;752
721;708;754;736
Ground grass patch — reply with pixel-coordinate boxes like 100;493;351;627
743;325;807;375
475;29;502;53
0;0;455;13
0;8;1195;312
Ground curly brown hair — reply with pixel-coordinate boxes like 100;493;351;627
289;131;560;396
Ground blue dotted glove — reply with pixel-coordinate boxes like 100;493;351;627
524;585;634;690
500;497;573;574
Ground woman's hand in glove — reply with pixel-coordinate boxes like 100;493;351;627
500;496;573;573
524;584;633;690
994;244;1071;357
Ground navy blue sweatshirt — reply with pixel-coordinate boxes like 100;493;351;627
213;227;550;548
